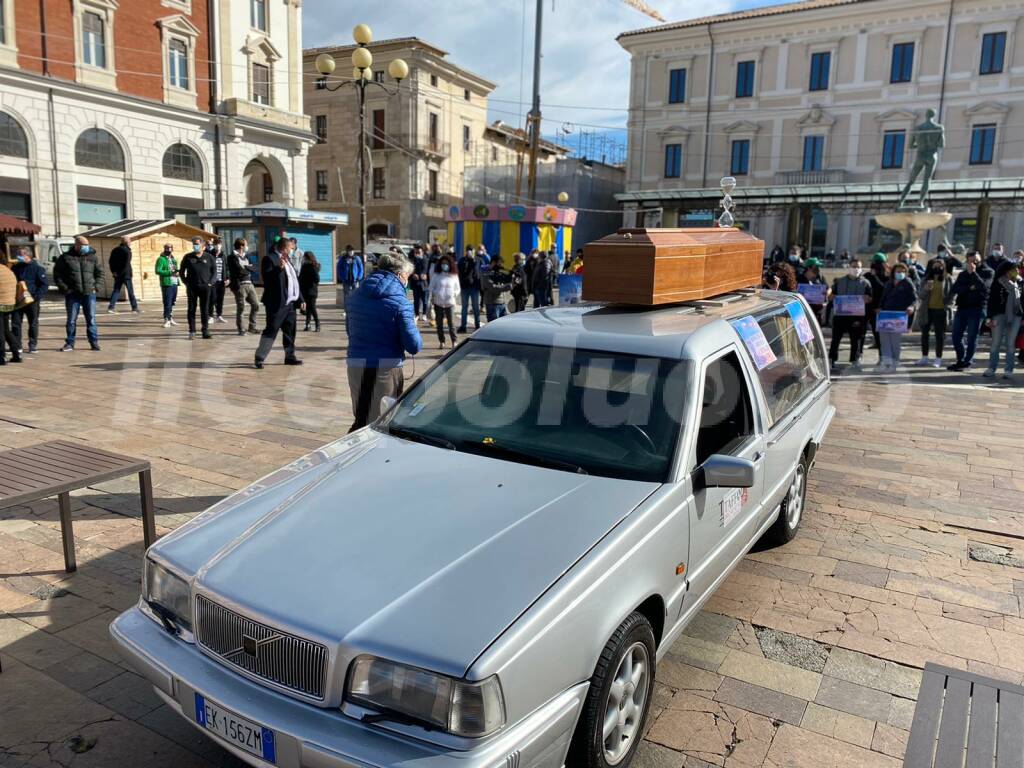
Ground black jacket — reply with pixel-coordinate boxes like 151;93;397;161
227;251;251;288
987;276;1023;320
261;252;304;313
298;262;320;298
54;248;102;295
951;270;989;312
13;260;48;301
481;266;512;305
880;278;917;312
109;244;133;277
179;251;215;289
457;255;481;290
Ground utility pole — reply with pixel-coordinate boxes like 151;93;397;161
526;0;543;202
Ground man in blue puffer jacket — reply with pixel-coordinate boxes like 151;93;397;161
346;252;422;432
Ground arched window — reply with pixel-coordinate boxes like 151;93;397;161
0;113;29;159
163;143;203;182
75;128;125;171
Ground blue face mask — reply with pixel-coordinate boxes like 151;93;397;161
193;244;201;253
441;264;450;273
894;272;906;281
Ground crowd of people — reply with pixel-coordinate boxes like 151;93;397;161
764;243;1024;379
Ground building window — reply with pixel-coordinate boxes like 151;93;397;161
491;145;498;162
664;143;682;178
315;114;327;143
980;32;1006;75
162;143;202;181
808;51;830;91
881;130;905;169
373;70;384;83
168;38;189;89
428;111;439;151
251;0;266;31
890;42;913;83
428;169;438;201
82;11;106;67
372;109;385;149
75;128;124;170
730;139;750;176
668;67;686;104
262;173;273;202
0;1;8;46
462;125;470;151
735;60;755;98
252;63;270;104
802;135;824;171
969;124;996;165
372;167;385;199
430;74;438;87
315;76;327;89
463;88;471;101
0;113;29;158
316;170;328;201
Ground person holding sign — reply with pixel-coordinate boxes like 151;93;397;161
983;261;1023;380
798;259;829;324
829;259;872;369
876;262;917;370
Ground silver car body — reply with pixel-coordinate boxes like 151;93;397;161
111;289;834;768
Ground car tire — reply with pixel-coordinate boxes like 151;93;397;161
763;454;809;546
567;612;657;768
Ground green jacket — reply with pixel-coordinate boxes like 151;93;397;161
155;254;179;287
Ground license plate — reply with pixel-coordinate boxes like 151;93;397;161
194;693;277;764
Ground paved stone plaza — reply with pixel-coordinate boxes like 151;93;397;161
1;303;1022;767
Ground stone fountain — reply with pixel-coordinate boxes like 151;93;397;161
873;108;952;256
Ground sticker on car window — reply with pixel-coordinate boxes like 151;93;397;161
785;301;814;345
721;488;743;527
408;403;425;417
730;316;777;370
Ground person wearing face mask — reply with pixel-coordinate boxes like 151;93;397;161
206;238;228;324
179;237;215;340
408;245;431;324
0;253;21;364
863;253;889;358
481;253;512;322
11;247;46;354
254;237;306;369
457;245;482;332
510;252;529;312
896;251;921;289
228;238;259;335
53;236;103;352
914;258;953;367
877;262;918;370
948;253;990;371
798;258;829;323
345;252;422;430
829;259;872;370
983;261;1023;380
155;243;180;327
106;236;140;315
429;253;460;348
985;243;1006;272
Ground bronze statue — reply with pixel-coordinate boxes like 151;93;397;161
897;108;945;210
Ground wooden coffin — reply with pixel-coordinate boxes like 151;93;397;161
582;227;764;305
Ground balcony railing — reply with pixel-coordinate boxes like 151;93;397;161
775;169;849;185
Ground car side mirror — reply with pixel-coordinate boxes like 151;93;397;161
700;454;755;489
380;396;397;414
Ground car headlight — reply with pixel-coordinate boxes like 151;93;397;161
346;656;505;738
143;558;192;633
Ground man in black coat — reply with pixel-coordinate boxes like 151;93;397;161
11;247;47;353
179;237;215;340
254;238;305;369
54;236;102;352
106;235;139;314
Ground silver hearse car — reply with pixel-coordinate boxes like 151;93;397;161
111;289;833;768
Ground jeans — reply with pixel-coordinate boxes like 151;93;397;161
186;286;211;334
11;301;40;350
161;284;178;320
347;365;404;432
879;331;903;367
65;293;98;347
411;281;429;316
533;286;551;308
233;283;259;331
341;282;359;309
951;307;984;365
828;315;866;364
987;314;1023;374
434;305;456;343
920;308;947;358
460;286;480;330
108;274;138;311
485;303;507;322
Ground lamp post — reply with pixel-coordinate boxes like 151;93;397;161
314;25;408;260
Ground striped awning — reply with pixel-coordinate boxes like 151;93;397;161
0;214;41;236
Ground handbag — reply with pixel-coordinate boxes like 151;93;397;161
15;280;34;308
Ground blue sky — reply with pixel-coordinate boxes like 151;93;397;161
302;0;768;156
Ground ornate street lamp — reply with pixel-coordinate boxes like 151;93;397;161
314;25;408;259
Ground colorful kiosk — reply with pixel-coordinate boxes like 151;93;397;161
445;204;577;265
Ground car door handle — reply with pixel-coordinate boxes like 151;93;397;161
753;452;765;463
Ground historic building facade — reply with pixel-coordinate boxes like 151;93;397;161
303;38;495;246
617;0;1024;257
0;0;312;238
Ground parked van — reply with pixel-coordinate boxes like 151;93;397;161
112;289;833;768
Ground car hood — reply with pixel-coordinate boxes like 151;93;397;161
154;430;658;678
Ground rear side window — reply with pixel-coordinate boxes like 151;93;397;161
753;306;827;422
695;351;754;467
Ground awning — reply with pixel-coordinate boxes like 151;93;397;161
0;214;41;236
199;203;349;227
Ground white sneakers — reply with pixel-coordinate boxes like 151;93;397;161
916;357;944;368
162;320;172;328
215;315;227;324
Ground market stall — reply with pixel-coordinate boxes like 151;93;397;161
445;204;577;265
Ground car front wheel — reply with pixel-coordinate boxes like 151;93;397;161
763;454;809;546
568;612;657;768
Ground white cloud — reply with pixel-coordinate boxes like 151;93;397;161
303;0;750;146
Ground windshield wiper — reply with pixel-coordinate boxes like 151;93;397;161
385;424;456;451
474;441;588;475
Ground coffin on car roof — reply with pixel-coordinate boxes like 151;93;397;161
474;289;795;360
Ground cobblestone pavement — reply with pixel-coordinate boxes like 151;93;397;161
1;301;1022;767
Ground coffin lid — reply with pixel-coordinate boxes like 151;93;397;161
587;226;762;249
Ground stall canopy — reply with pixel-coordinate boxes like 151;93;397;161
0;214;41;236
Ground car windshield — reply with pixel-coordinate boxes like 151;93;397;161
377;341;688;482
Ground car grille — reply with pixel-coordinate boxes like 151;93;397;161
195;595;329;700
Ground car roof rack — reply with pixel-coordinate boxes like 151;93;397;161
679;288;758;310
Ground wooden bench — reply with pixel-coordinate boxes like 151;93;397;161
0;440;156;573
